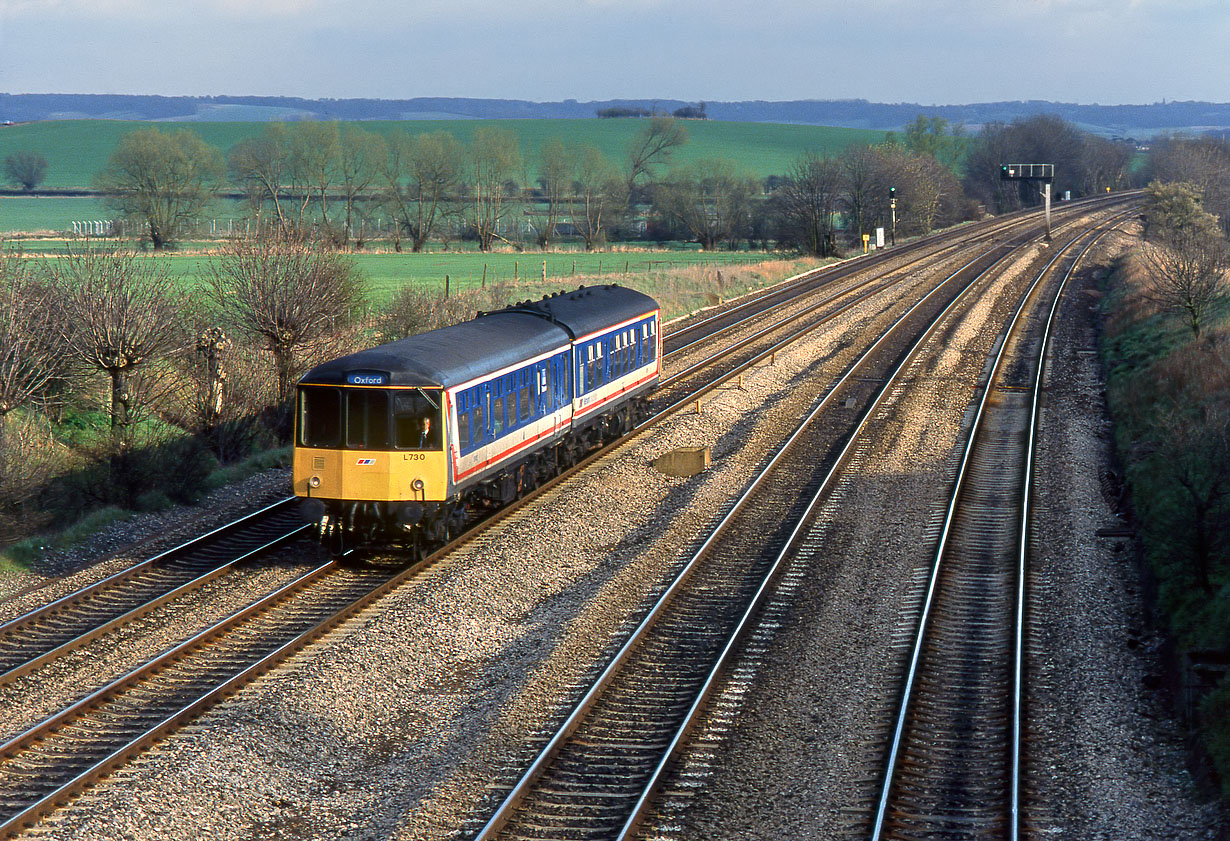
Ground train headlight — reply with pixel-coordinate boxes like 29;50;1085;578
411;478;425;492
309;475;322;489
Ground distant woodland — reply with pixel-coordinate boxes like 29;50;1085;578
4;93;1230;136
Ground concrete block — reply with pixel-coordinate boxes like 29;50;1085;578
653;446;711;478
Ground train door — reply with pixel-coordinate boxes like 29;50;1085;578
535;362;550;417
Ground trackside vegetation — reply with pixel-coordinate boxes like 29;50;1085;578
1101;169;1230;798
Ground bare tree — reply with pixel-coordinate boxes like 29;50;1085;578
626;115;688;194
1141;235;1229;338
569;144;625;251
774;151;842;255
48;248;185;437
95;128;225;249
286;122;341;236
3;151;48;192
465;127;522;252
528;138;573;249
962;121;1018;213
653;158;757;250
207;234;365;407
1140;180;1230;337
0;250;65;482
337;125;387;249
228;123;291;231
839;144;881;243
1080;134;1133;195
383;130;464;252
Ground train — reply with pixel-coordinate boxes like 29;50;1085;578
293;284;662;554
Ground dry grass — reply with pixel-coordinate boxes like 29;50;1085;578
371;255;823;340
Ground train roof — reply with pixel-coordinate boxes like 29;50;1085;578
298;285;660;390
299;313;570;388
491;284;659;340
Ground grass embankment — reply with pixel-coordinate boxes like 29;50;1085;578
1101;248;1230;797
0;253;823;575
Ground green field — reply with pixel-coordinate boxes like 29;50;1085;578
13;244;778;306
0;194;251;234
0;118;889;192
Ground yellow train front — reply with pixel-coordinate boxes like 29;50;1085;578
294;285;661;555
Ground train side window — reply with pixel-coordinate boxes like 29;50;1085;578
299;387;341;448
519;385;530;420
457;410;471;449
491;388;504;436
474;401;485;442
506;376;518;426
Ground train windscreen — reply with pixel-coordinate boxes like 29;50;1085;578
298;386;442;450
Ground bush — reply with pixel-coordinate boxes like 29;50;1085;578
1200;677;1230;798
135;490;173;513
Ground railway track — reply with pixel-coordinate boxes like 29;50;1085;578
0;196;1132;837
867;219;1126;841
465;207;1122;840
0;498;308;687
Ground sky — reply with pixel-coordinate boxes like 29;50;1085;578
1;0;1227;105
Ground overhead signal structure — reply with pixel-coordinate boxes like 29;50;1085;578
1001;163;1055;241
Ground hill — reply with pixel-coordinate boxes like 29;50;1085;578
3;93;1229;137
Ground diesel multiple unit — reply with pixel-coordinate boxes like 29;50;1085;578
294;285;661;552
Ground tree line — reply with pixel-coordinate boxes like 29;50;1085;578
17;113;1136;255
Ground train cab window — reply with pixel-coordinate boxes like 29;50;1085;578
346;390;389;449
299;387;341;448
393;388;442;450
